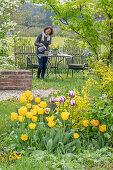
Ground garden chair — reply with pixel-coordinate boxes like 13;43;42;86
27;55;39;78
66;55;88;77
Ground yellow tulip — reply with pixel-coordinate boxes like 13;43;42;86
46;115;55;122
29;123;36;129
40;101;47;108
91;120;99;127
28;95;33;101
25;90;31;98
48;121;55;127
32;105;40;110
30;109;37;115
19;96;26;104
21;134;28;141
37;108;44;115
11;112;18;121
18;106;27;116
26;112;33;119
18;116;25;122
35;97;41;103
61;111;69;120
26;103;32;109
73;133;79;139
99;125;106;132
82;120;89;127
32;116;37;122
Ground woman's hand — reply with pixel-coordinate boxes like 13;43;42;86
39;43;43;46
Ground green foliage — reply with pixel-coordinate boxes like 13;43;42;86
94;60;113;101
0;99;22;148
31;0;113;63
15;36;33;46
11;3;53;28
87;95;113;146
0;147;113;169
0;0;19;69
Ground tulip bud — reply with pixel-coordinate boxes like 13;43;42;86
69;91;75;98
45;108;50;114
50;97;55;103
58;96;66;103
70;100;76;106
45;108;50;112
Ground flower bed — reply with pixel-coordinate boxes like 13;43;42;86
9;88;112;154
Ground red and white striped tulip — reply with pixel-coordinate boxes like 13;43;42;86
69;91;75;98
70;99;76;106
50;97;55;103
57;96;66;103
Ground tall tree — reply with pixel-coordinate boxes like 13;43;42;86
30;0;113;64
93;0;113;65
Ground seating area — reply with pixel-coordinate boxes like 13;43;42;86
26;54;88;78
27;55;39;77
66;55;88;77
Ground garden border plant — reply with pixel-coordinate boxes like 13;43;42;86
8;74;112;155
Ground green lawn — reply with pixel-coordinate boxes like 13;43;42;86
32;72;87;91
32;71;101;98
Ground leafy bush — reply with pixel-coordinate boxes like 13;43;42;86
94;60;113;101
0;0;19;69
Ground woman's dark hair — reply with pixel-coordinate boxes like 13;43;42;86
44;26;53;35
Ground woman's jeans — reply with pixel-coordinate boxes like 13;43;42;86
37;56;48;78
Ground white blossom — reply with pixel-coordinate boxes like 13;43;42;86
1;7;4;11
0;11;3;15
0;0;19;68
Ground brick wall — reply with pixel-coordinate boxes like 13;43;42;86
0;70;32;90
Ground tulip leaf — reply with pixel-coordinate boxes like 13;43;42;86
111;125;113;131
63;132;72;145
92;139;100;149
53;113;64;125
64;141;75;151
47;138;53;152
104;133;111;139
53;129;61;147
98;135;104;148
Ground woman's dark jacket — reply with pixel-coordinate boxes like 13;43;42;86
34;33;51;55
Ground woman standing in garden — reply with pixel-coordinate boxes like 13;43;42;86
34;26;53;79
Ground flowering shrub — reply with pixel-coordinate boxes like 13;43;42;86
0;0;19;69
9;88;112;154
94;60;113;101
